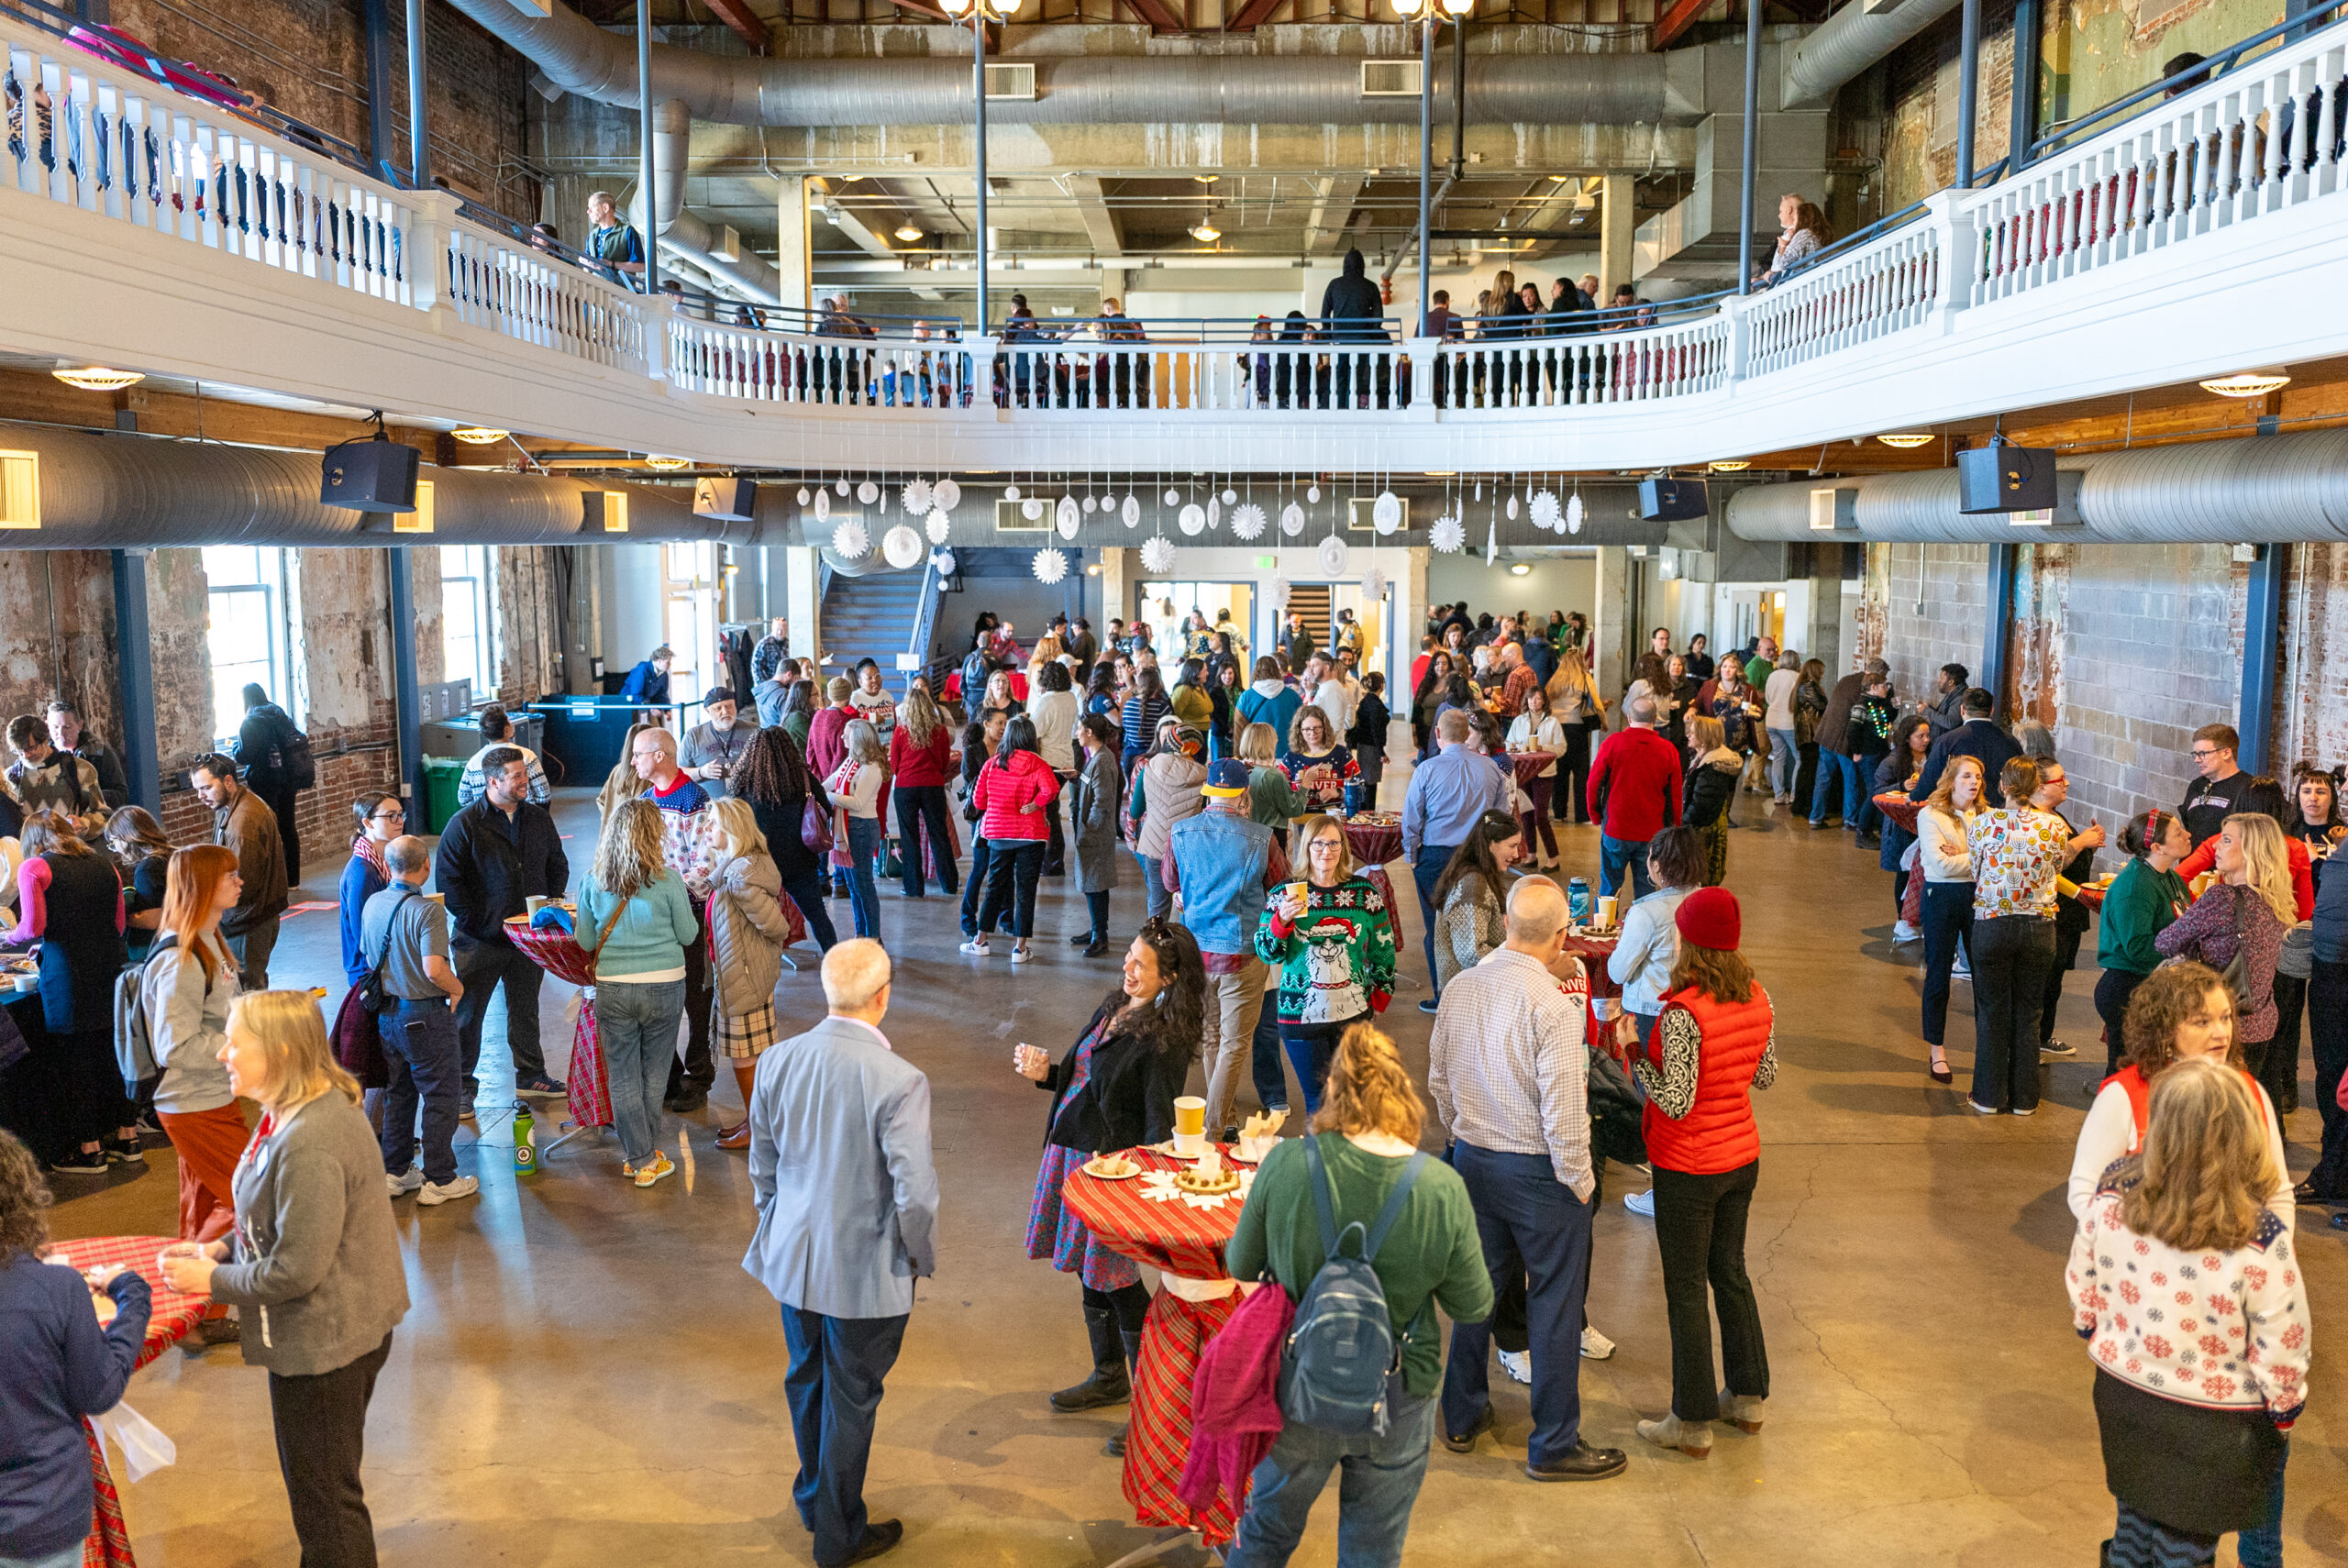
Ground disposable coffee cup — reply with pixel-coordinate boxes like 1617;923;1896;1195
526;895;550;916
1597;894;1617;927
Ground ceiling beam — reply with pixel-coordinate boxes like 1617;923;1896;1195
1123;0;1189;34
1067;176;1122;254
1650;0;1716;52
700;0;771;52
882;0;952;19
1303;174;1364;256
814;178;906;259
1225;0;1283;29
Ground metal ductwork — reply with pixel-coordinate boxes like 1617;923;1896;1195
0;425;785;548
448;0;1684;127
1723;431;2348;544
1780;0;1962;108
625;99;785;305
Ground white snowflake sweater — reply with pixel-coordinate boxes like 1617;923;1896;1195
2065;1171;2309;1431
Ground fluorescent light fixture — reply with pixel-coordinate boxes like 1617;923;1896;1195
1876;433;1933;448
2199;370;2291;398
52;367;144;392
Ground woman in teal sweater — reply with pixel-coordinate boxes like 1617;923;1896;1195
2093;807;2192;1077
576;798;701;1188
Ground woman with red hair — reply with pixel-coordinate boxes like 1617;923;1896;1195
142;846;248;1266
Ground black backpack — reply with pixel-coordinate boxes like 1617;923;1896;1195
356;886;417;1014
278;726;317;791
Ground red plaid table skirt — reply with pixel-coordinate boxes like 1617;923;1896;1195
1062;1143;1248;1545
1509;750;1558;793
44;1235;208;1568
1561;931;1621;1038
1340;817;1403;916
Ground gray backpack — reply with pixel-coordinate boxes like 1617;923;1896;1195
111;932;180;1093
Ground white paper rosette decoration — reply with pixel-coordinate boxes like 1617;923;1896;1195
1279;502;1306;537
1317;535;1350;576
1361;565;1389;602
1566;492;1585;535
1428;513;1467;554
858;479;880;505
1207;498;1222;531
902;478;934;515
1269;576;1291;610
1372;491;1402;536
933;480;961;511
925;508;953;545
1022;497;1045;521
814;489;832;521
1032;547;1069;585
1230;502;1268;541
1057;496;1081;539
1529;491;1561;531
1220;487;1238;506
830;518;869;559
1082;495;1098;513
1164;488;1182;506
1005;483;1023;502
880;524;924;570
929;547;957;576
836;478;851;497
1305;484;1323;503
1140;536;1177;573
1123;495;1143;527
1179;503;1207;536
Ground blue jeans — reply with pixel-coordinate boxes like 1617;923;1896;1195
1251;995;1289;1110
1139;853;1172;922
1440;1142;1593;1464
1766;726;1798;798
2237;1439;2287;1568
1222;1390;1435;1568
843;815;882;938
1598;834;1655;900
1411;844;1456;997
1;1545;86;1568
378;998;460;1184
1810;749;1862;824
596;977;686;1164
779;1305;909;1568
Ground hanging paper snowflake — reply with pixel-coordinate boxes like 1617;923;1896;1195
1140;536;1177;573
1057;496;1081;539
1082;495;1099;514
1372;491;1402;536
836;478;851;497
1529;491;1561;530
925;508;952;545
902;477;934;515
1123;496;1143;528
1268;576;1291;610
858;479;880;506
1179;503;1207;536
1505;494;1519;521
1305;484;1323;504
1164;488;1182;506
831;518;869;559
881;525;924;570
930;547;958;576
1022;497;1045;521
934;480;961;511
1428;513;1467;554
1279;502;1306;537
1220;487;1238;506
1032;547;1069;585
796;486;814;507
814;489;832;521
1484;516;1499;566
1474;480;1484;502
1361;565;1389;602
1005;484;1024;502
1207;498;1222;531
1317;535;1350;576
1230;502;1268;540
1566;492;1585;535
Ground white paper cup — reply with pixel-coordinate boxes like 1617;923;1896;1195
1172;1130;1206;1156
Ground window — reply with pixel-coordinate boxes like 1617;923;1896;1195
664;541;718;701
439;545;498;699
201;547;295;745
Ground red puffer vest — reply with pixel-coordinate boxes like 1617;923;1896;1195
1642;983;1772;1175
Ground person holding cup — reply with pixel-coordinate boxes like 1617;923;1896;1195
1254;814;1398;1116
1017;919;1205;1451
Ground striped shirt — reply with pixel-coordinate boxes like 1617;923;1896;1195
1426;947;1593;1198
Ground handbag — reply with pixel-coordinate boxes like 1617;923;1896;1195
584;892;634;981
2161;884;2255;1016
2278;922;2313;980
800;793;834;856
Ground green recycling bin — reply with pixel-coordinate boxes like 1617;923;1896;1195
420;756;465;834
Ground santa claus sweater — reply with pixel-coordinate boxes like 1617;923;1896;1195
1252;875;1398;1026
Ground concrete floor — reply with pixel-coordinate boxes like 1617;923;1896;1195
50;788;2348;1567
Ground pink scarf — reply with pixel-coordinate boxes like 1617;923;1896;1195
351;832;388;882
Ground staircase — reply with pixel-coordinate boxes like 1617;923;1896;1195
1287;584;1334;659
819;569;927;682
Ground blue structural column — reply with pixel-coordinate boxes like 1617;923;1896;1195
111;549;160;816
2239;545;2288;773
388;547;424;807
2008;0;2040;176
1981;543;2017;719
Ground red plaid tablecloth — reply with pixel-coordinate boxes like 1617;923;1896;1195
1341;816;1403;913
1872;791;1922;836
1561;931;1622;1038
1508;750;1558;791
1062;1144;1246;1546
506;919;613;1134
45;1235;209;1568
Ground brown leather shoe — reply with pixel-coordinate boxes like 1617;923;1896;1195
716;1122;751;1150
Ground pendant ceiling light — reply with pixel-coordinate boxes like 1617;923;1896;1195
1875;433;1934;448
52;367;144;392
451;427;508;445
646;455;691;471
2199;370;2292;398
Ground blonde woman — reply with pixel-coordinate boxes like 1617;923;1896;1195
824;718;891;940
1237;720;1306;842
1918;755;1985;1085
575;798;698;1188
157;991;407;1565
2155;812;2294;1067
707;798;792;1151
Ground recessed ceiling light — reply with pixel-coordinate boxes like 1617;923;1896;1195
894;225;923;242
1710;459;1750;471
1875;433;1934;448
2200;370;2291;398
451;427;508;445
644;455;691;470
52;367;144;392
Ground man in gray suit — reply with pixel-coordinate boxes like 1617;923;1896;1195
742;939;937;1568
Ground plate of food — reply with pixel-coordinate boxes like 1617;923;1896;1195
1173;1147;1243;1196
1083;1154;1141;1180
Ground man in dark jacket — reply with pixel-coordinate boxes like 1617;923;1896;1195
620;646;674;722
43;701;127;807
1921;663;1969;737
1281;611;1316;678
233;684;307;883
1809;657;1889;830
433;748;570;1104
750;618;789;685
1318;248;1391;407
1910;688;2022;805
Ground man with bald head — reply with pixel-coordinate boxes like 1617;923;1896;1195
1429;875;1623;1482
1586;693;1682;901
362;834;474;1205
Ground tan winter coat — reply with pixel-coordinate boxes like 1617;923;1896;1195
708;851;791;1018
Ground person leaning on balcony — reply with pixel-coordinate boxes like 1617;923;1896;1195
1754;194;1831;288
583;191;645;292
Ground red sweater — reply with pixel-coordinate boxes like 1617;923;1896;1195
2175;833;2315;922
889;724;955;789
971;750;1061;842
1588;726;1684;841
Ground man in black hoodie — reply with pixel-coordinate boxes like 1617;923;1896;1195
1318;248;1391;408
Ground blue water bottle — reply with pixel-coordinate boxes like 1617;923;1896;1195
1567;876;1591;926
1342;780;1363;818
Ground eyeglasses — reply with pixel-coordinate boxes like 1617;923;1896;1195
371;808;406;822
2191;748;2222;759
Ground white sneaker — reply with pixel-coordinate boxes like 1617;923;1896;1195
1498;1348;1533;1384
958;939;990;957
1623;1189;1656;1218
1951;960;1972;979
416;1175;480;1206
1890;920;1921;944
1580;1325;1616;1361
1011;944;1033;964
385;1166;425;1198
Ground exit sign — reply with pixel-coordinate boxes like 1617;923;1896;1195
1257;555;1275;569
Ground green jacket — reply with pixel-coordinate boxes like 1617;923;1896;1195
1252;874;1398;1025
1247;765;1306;830
2096;857;2187;976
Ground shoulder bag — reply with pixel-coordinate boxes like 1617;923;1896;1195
583;891;635;980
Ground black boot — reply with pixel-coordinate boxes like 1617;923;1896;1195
1104;1329;1146;1456
1051;1306;1131;1412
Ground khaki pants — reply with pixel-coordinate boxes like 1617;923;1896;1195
1202;963;1268;1136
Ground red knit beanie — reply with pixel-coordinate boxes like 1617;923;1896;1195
1674;886;1741;951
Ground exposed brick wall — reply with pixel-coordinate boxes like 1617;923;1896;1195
1869;541;1988;711
0;550;117;743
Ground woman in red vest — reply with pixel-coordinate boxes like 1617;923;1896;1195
1630;887;1778;1458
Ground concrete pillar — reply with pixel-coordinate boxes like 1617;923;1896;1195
783;545;824;672
776;177;814;319
1600;175;1634;304
1097;547;1130;635
1592;546;1633;701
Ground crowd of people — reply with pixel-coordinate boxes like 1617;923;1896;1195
0;591;2331;1568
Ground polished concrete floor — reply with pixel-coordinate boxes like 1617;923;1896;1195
51;788;2348;1567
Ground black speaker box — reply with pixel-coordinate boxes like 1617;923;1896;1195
319;438;419;513
1956;445;2056;514
1638;476;1708;523
694;476;758;522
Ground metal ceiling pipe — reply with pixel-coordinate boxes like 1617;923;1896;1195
627;99;786;304
446;0;1680;127
1780;0;1963;109
0;425;779;548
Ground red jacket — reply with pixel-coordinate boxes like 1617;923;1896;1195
805;704;854;781
2176;833;2314;922
971;749;1061;842
888;723;955;789
1588;726;1684;841
1644;984;1771;1176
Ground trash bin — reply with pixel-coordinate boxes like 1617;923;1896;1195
421;756;465;834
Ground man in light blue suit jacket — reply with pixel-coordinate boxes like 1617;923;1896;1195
743;939;938;1568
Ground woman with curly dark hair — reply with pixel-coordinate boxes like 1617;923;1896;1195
1012;917;1204;1453
0;1129;152;1564
730;726;837;952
